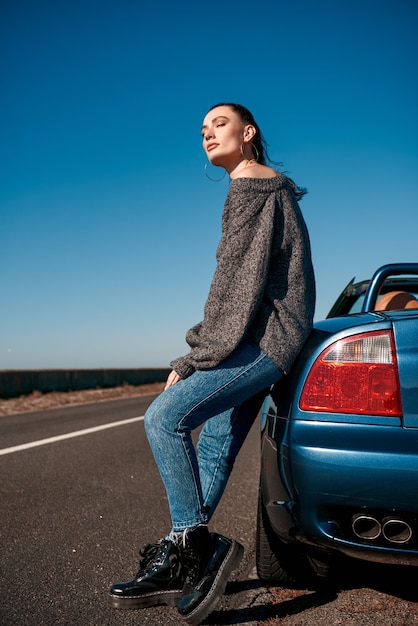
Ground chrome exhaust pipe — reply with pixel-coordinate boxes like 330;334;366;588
351;513;381;541
382;517;412;545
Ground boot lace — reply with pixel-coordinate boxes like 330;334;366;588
137;539;169;574
177;531;201;584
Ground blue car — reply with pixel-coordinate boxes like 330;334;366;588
257;263;418;586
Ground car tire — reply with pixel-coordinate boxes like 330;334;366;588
256;488;331;588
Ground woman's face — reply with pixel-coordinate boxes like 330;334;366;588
201;105;249;168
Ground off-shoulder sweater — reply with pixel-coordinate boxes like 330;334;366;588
171;174;316;379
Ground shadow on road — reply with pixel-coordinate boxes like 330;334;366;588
206;558;418;625
208;578;336;624
329;557;418;602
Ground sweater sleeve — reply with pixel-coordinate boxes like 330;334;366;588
170;185;278;378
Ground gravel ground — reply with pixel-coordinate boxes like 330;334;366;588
252;579;418;625
0;382;165;416
2;384;418;625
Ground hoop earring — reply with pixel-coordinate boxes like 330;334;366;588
204;162;226;181
251;143;260;162
240;142;260;162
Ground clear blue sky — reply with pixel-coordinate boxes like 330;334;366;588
1;0;417;370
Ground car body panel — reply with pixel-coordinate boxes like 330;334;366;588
258;264;418;574
391;314;418;427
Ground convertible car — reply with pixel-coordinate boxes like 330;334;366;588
257;263;418;586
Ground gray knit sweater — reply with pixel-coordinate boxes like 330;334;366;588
171;174;316;378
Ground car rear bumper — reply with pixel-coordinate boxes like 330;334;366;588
262;417;418;565
288;419;418;511
265;499;418;566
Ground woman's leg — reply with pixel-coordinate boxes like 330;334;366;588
198;390;267;520
144;341;282;532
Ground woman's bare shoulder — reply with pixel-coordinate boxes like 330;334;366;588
236;163;277;179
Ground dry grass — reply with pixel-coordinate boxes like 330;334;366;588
0;382;165;416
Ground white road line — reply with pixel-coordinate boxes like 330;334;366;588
0;415;145;456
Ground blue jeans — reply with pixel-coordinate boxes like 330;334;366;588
144;341;282;532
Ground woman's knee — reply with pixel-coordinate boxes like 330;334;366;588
144;391;181;435
143;395;164;434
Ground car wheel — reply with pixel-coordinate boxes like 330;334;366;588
256;488;331;587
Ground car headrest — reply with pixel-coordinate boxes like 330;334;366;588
375;290;418;311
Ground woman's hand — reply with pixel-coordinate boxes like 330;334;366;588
164;370;181;390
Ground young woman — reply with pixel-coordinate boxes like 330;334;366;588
109;103;316;625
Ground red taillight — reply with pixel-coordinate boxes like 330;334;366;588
299;330;402;416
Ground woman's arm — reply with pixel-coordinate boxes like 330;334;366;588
171;188;279;377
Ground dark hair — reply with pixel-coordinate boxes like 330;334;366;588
207;102;307;200
207;102;269;165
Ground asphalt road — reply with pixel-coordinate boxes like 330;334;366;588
2;394;418;626
0;394;267;626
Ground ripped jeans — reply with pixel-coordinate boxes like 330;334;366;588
144;341;282;532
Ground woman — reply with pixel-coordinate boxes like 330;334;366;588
108;103;315;624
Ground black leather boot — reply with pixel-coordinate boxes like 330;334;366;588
108;538;185;608
177;525;244;625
